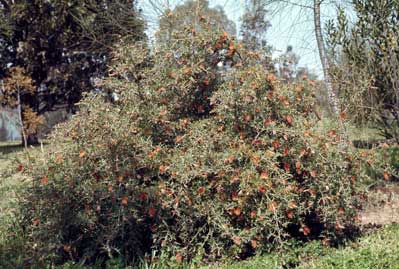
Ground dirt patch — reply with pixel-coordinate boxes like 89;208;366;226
360;185;399;226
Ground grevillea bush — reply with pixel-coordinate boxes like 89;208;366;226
362;144;399;183
18;24;369;266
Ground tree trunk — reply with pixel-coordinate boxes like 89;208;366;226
314;0;340;115
25;133;39;145
17;88;40;146
17;88;28;148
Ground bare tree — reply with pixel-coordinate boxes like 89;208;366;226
265;0;342;115
313;0;339;114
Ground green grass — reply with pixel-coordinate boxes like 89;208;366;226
216;225;399;269
313;117;383;143
345;124;384;143
0;140;26;155
0;141;26;221
0;144;25;269
300;225;399;269
210;240;331;269
0;141;47;269
0;141;37;210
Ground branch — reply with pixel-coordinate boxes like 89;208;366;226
264;0;313;10
0;0;10;12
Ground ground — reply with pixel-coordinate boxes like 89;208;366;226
360;185;399;226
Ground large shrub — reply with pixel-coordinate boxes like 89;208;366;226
18;24;367;266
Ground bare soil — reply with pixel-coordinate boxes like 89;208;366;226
360;185;399;226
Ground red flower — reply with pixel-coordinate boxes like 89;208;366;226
139;192;148;202
302;225;311;236
198;187;205;196
284;163;291;172
17;164;23;172
41;176;49;185
149;207;156;217
121;196;128;206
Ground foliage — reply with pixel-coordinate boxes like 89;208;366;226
216;239;332;269
0;67;44;141
278;45;300;82
326;51;379;126
327;0;399;140
0;142;40;268
240;0;271;52
363;144;399;183
1;67;35;106
239;0;273;72
17;25;368;266
157;0;236;43
0;0;145;142
296;67;318;81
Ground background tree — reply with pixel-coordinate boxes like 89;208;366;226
0;66;42;147
240;0;273;71
296;66;318;81
313;0;339;114
278;45;299;82
263;0;342;114
0;0;145;144
328;0;399;141
240;0;271;52
157;0;236;43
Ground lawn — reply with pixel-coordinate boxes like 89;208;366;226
217;225;399;269
0;141;47;269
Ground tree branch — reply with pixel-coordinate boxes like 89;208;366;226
264;0;313;10
0;0;10;12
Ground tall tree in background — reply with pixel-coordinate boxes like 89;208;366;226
157;0;236;43
0;0;145;144
313;0;339;115
263;0;341;114
240;0;273;71
240;0;271;52
278;45;299;82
